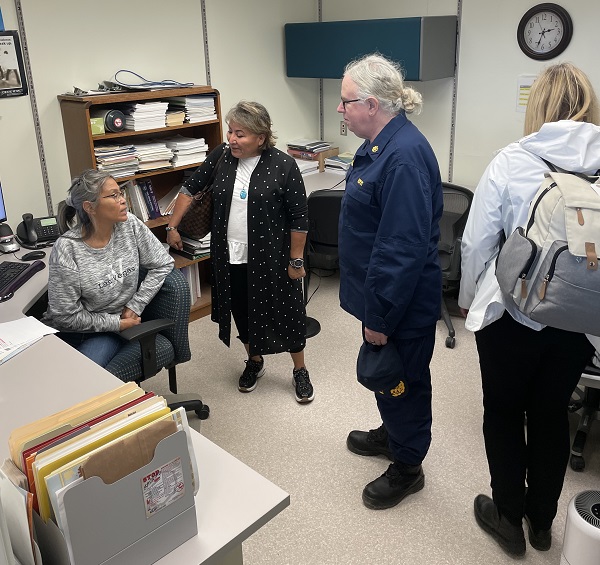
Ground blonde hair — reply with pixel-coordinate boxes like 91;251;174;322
344;53;423;115
225;101;277;149
524;62;600;135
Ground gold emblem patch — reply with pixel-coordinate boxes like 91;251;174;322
372;146;379;153
357;178;364;186
390;381;405;397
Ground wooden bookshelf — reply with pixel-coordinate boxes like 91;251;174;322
58;86;224;321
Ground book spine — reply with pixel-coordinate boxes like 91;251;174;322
140;181;160;219
145;179;162;218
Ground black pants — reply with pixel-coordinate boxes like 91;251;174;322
475;313;593;529
229;263;303;354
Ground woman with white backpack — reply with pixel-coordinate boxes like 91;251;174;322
459;63;600;557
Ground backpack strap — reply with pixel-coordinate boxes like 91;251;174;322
540;157;597;183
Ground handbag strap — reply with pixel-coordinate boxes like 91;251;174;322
200;144;228;193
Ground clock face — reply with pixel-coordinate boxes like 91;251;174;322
517;4;573;60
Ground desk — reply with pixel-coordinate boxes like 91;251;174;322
0;260;290;565
302;170;346;195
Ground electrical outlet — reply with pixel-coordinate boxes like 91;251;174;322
340;121;347;136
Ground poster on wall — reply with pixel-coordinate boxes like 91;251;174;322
0;31;28;98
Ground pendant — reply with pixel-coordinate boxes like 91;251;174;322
240;189;247;199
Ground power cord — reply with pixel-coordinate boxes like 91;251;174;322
111;70;195;89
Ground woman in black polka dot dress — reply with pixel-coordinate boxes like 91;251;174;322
167;101;314;403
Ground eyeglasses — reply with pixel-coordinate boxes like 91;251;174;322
340;98;363;110
101;189;126;202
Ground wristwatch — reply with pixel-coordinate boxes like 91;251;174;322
165;226;178;232
289;258;304;269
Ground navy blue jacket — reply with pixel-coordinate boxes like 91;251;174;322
338;112;442;339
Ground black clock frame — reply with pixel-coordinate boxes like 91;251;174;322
517;3;573;61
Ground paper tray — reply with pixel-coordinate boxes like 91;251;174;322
34;430;197;565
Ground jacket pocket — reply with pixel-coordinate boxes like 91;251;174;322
343;182;376;232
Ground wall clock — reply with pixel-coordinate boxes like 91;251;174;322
517;3;573;60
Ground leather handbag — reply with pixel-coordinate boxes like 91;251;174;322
178;147;227;240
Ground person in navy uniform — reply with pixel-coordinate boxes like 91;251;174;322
338;53;443;509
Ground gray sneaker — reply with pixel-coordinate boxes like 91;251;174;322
292;367;314;403
238;357;265;392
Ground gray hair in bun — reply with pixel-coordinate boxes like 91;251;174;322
58;169;113;235
344;53;423;115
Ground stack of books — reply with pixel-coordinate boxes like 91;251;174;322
324;152;354;172
133;141;174;172
169;95;217;124
287;139;334;160
176;234;211;261
94;144;139;178
122;101;170;131
179;261;205;303
164;135;209;168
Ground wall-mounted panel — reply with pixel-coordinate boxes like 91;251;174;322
285;16;457;81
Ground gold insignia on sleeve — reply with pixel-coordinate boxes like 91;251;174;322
390;381;406;397
372;146;379;153
357;178;364;186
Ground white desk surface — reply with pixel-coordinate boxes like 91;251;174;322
302;170;346;195
0;261;290;565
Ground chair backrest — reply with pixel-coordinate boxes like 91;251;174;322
439;183;473;283
307;189;344;270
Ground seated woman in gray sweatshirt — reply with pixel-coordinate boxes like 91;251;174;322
43;169;174;367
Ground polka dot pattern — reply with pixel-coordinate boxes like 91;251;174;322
206;145;309;354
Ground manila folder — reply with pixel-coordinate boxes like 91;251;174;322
81;419;177;484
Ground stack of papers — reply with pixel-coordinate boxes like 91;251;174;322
287;139;333;153
94;144;139;178
164;135;209;167
123;101;170;131
169;95;217;124
293;158;319;175
0;317;57;365
133;141;174;172
165;109;185;127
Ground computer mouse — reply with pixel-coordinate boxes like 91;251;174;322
21;250;46;261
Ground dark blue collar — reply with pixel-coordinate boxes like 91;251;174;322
355;112;408;161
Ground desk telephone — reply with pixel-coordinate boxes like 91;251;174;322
16;213;60;249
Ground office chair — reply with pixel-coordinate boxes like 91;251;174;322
438;183;473;348
304;188;344;338
105;268;209;419
568;361;600;471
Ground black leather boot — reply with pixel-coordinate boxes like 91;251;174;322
362;462;425;510
474;495;526;556
525;514;551;551
347;424;393;460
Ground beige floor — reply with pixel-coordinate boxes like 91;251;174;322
145;271;600;565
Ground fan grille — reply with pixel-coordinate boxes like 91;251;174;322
575;491;600;528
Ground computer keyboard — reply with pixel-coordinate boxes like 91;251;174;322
0;260;46;302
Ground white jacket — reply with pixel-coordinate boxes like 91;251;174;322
458;120;600;333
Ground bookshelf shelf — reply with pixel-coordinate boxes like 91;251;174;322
58;86;224;322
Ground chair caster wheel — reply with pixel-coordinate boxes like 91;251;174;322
445;336;455;348
570;454;585;472
196;405;210;420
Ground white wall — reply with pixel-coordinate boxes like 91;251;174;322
0;0;599;227
454;0;600;188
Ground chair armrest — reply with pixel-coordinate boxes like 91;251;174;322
118;318;175;378
119;319;175;342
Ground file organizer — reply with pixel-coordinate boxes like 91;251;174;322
33;430;197;565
